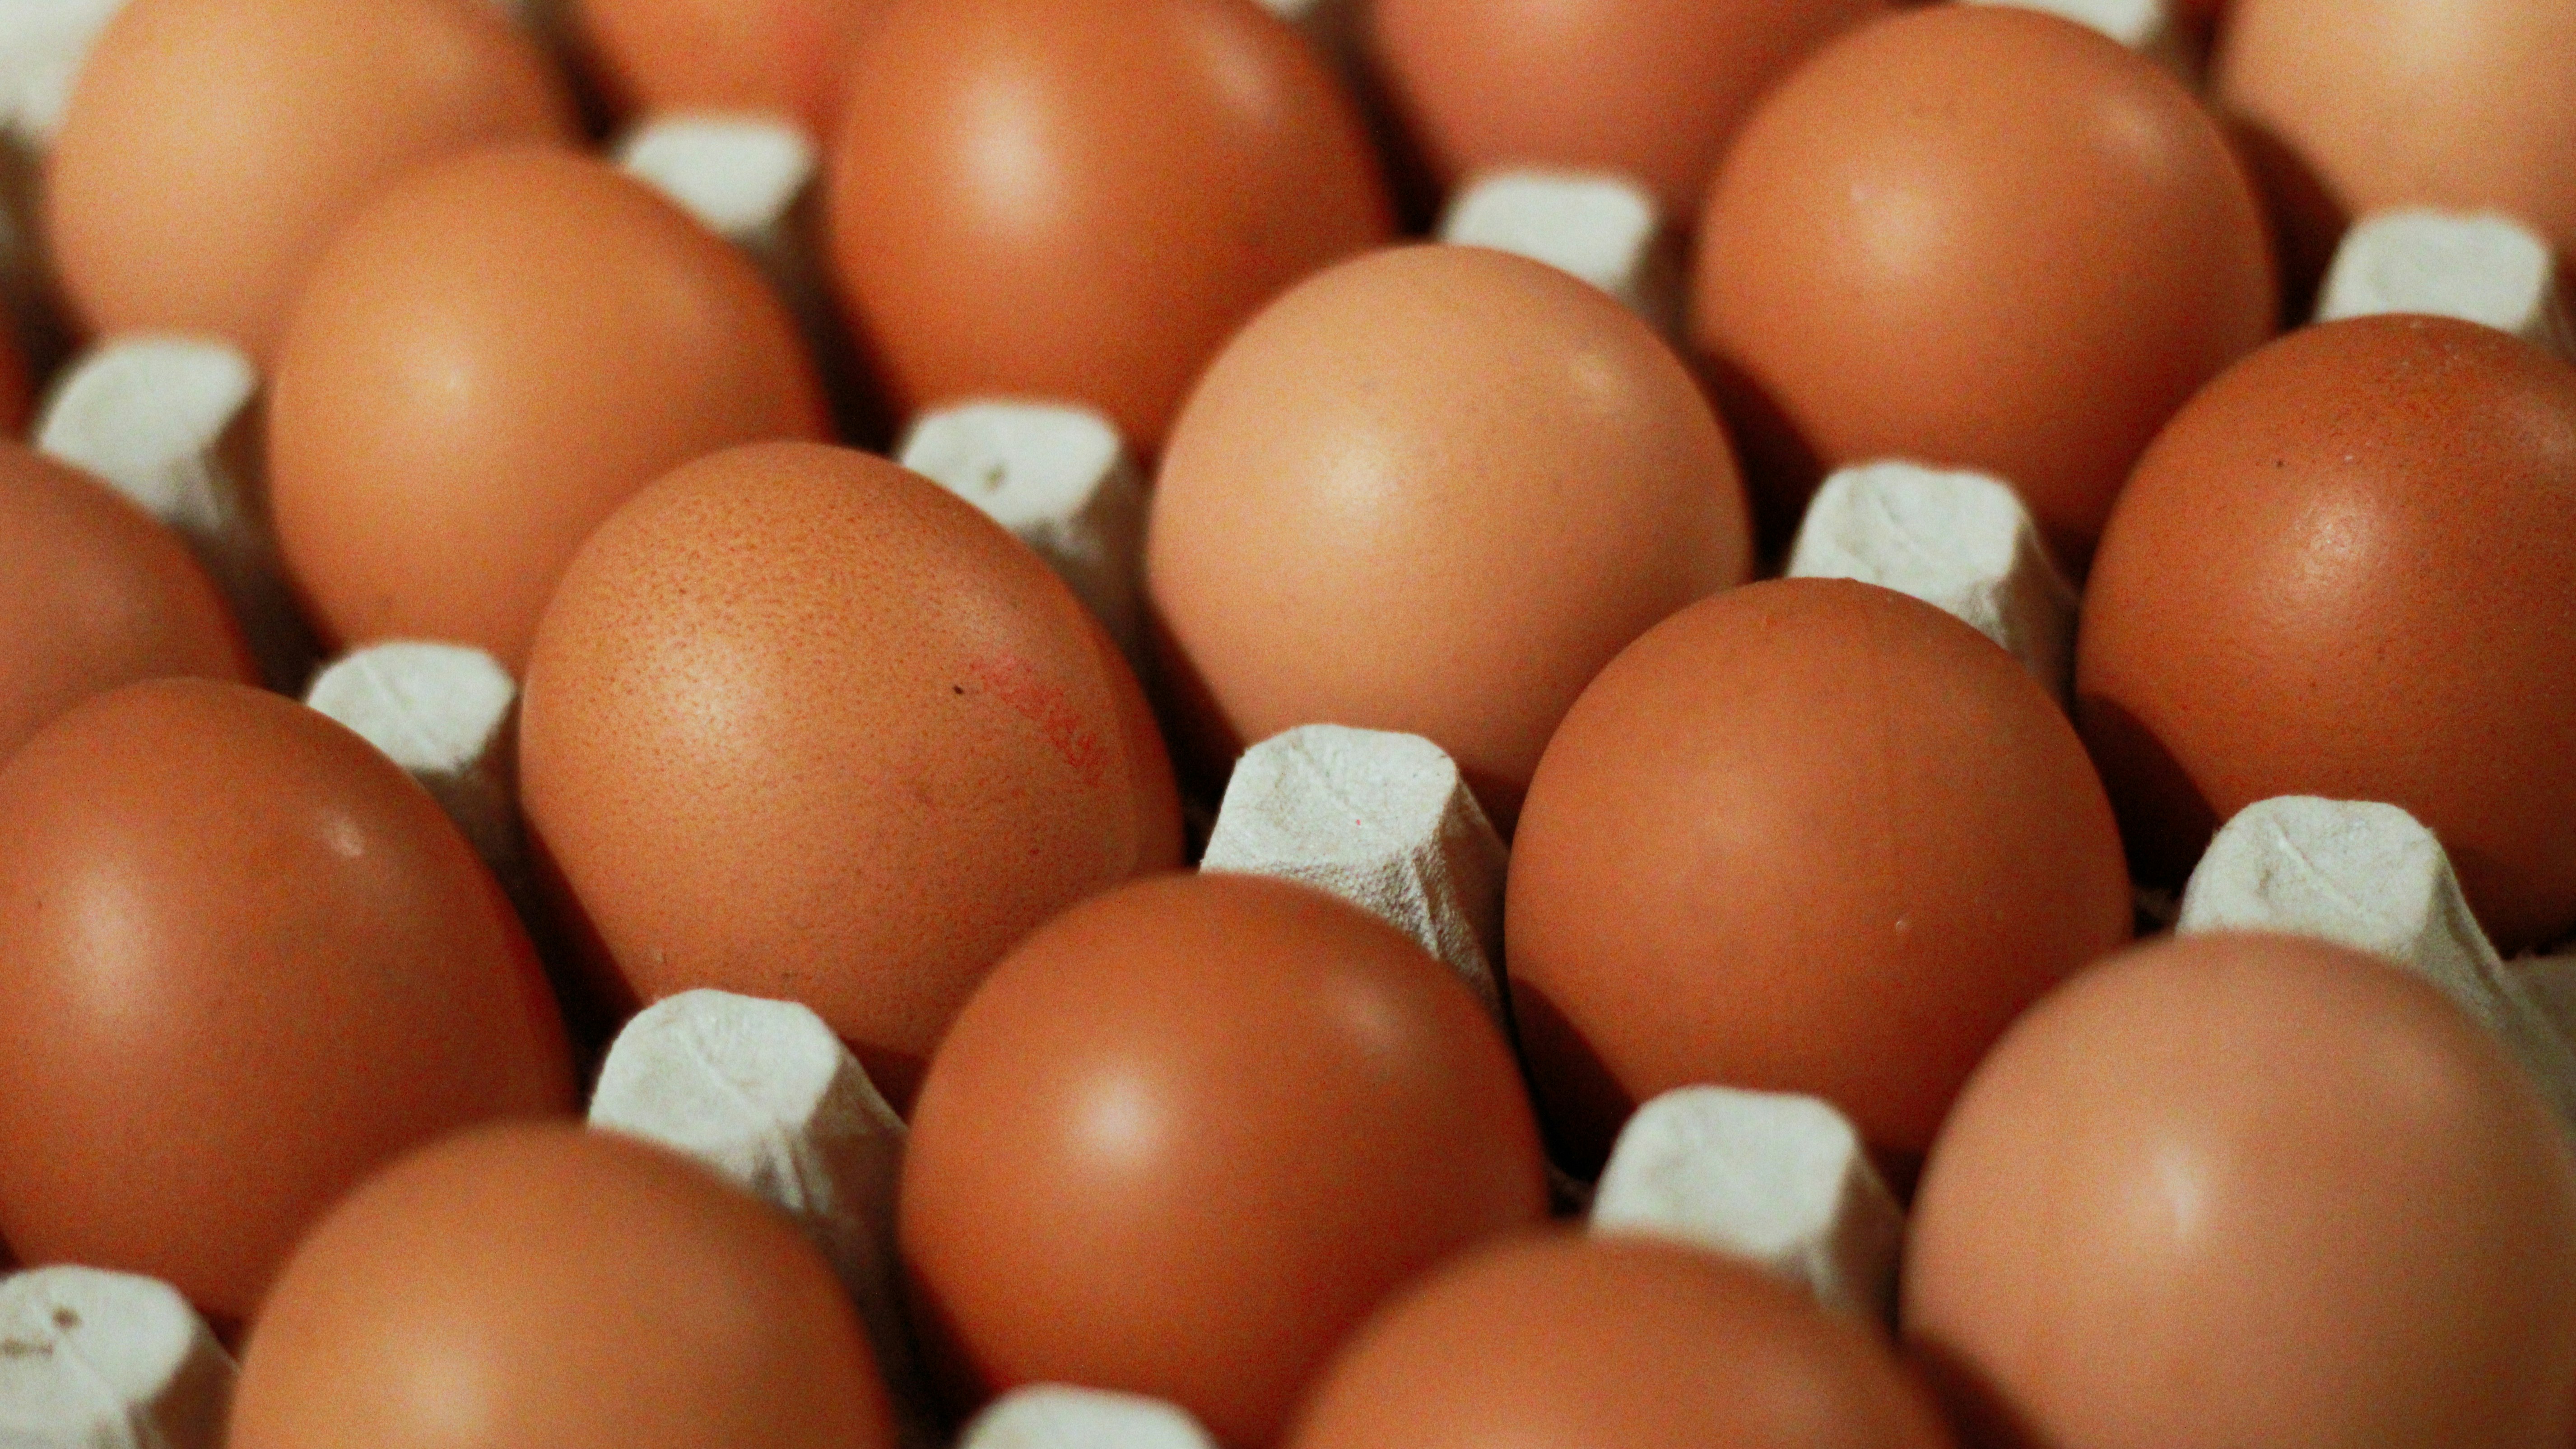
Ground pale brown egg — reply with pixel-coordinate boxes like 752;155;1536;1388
1904;932;2576;1449
901;873;1548;1449
1148;244;1750;827
0;680;573;1327
2078;316;2576;954
573;0;887;139
0;443;252;766
824;0;1393;451
44;0;575;362
1369;0;1888;223
1693;5;2275;561
1290;1234;1955;1449
269;146;826;673
520;441;1180;1109
1507;579;2132;1175
230;1123;897;1449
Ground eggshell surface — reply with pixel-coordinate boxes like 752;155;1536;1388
1148;244;1749;826
1290;1234;1955;1449
2078;316;2576;953
0;444;252;766
44;0;576;361
230;1124;898;1449
521;441;1180;1108
0;680;574;1325
824;0;1393;450
1507;579;2132;1173
574;0;886;138
1903;932;2576;1449
1369;0;1887;223
900;873;1548;1449
270;147;826;673
1693;5;2274;559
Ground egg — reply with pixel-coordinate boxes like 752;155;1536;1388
1693;5;2275;560
1903;932;2576;1449
229;1123;897;1449
0;443;253;765
2215;0;2576;296
2078;316;2576;953
269;146;827;672
823;0;1393;451
44;0;575;362
900;873;1548;1449
1289;1234;1955;1449
573;0;885;139
1507;578;2132;1175
0;679;573;1326
1147;244;1750;827
1368;0;1888;224
521;441;1180;1108
0;326;28;437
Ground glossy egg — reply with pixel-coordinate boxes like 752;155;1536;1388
269;147;826;672
573;0;886;138
824;0;1393;450
0;680;573;1325
1904;932;2576;1449
45;0;575;361
0;444;252;765
230;1124;897;1449
1508;579;2132;1173
1369;0;1887;223
1290;1234;1955;1449
1693;5;2275;559
521;441;1180;1109
2078;316;2576;953
1148;244;1750;827
900;873;1548;1449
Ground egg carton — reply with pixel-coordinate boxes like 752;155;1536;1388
0;1263;235;1449
2316;208;2572;356
959;1386;1218;1449
1436;170;1683;338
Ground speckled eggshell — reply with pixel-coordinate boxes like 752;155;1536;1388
1904;932;2576;1449
1147;244;1750;828
1693;5;2275;561
1507;578;2132;1175
44;0;576;361
519;441;1181;1109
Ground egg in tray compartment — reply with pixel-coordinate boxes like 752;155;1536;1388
7;1;2576;1447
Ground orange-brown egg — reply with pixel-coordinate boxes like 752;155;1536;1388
901;873;1548;1449
269;146;826;673
2079;316;2576;954
1507;579;2132;1175
1290;1234;1955;1449
521;441;1180;1109
1693;5;2275;560
0;680;573;1326
1905;932;2576;1449
231;1124;897;1449
823;0;1393;451
1148;244;1749;827
0;444;252;765
573;0;887;138
45;0;575;361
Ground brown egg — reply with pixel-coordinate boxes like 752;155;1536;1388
0;325;29;437
823;0;1392;451
231;1123;897;1449
1508;579;2132;1175
44;0;574;362
521;441;1180;1108
1904;932;2576;1449
0;680;572;1325
1291;1234;1955;1449
1368;0;1887;224
574;0;886;138
2078;316;2576;953
0;444;252;765
269;147;825;673
1693;5;2275;560
901;873;1548;1449
2216;0;2576;296
1148;244;1749;827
